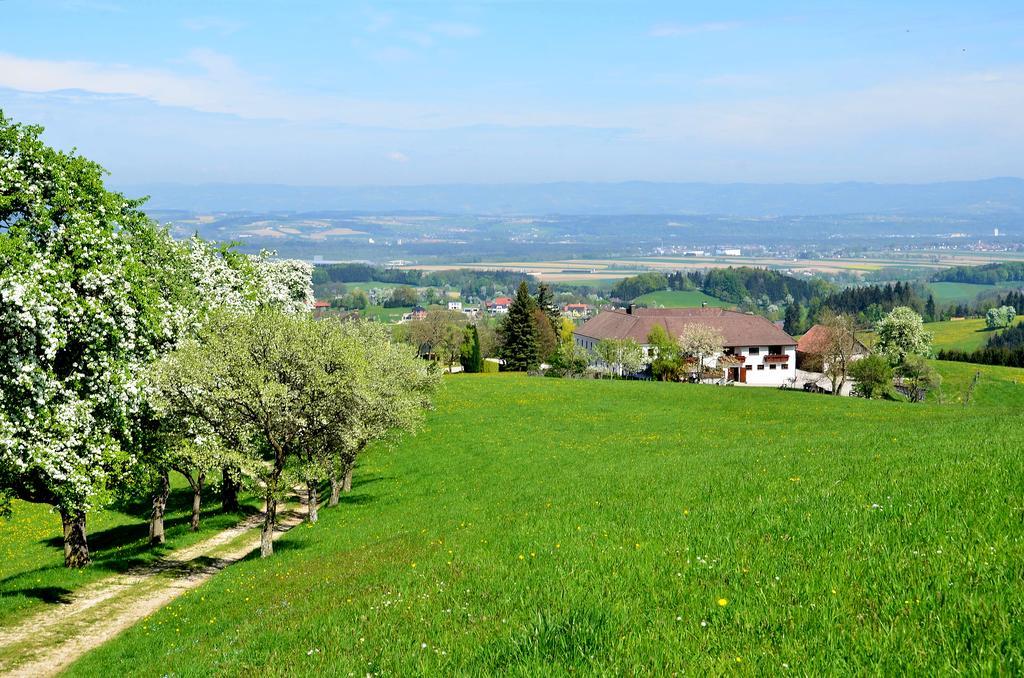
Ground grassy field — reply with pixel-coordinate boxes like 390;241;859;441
0;475;259;626
926;281;1022;306
632;289;732;308
65;366;1024;675
924;316;1024;352
861;316;1024;353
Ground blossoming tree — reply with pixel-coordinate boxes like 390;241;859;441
0;113;184;566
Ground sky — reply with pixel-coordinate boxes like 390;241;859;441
1;0;1022;186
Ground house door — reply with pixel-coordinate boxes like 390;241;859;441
739;367;747;383
728;367;739;382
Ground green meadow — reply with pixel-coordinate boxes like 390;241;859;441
49;365;1024;675
926;281;1022;306
862;316;1024;353
924;316;1024;352
633;289;732;308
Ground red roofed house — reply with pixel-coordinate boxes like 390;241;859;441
313;300;332;318
574;306;798;385
796;324;869;371
486;297;513;315
562;303;591;318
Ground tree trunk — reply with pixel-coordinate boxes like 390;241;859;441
307;482;319;523
61;509;90;568
329;474;340;507
190;473;205;531
342;460;354;493
221;466;240;512
261;493;277;558
149;471;171;545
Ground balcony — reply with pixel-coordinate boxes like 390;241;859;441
763;354;790;364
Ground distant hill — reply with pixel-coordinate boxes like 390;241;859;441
118;178;1024;216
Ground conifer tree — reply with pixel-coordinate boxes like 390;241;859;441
500;281;540;370
462;325;483;372
535;282;560;331
784;301;803;335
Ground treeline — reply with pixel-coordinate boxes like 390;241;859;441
312;263;530;298
613;267;830;305
695;268;828;305
931;262;1024;285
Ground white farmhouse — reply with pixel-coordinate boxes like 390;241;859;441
574;306;798;386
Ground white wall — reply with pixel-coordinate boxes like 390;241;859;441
735;345;797;386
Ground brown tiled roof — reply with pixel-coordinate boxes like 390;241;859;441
575;307;796;347
796;324;869;355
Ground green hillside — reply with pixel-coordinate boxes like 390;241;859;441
926;281;1021;306
63;368;1024;675
633;289;732;308
924;316;1024;352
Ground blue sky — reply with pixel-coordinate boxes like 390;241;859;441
1;0;1022;185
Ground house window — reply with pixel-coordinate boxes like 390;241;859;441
757;364;765;370
748;347;760;355
769;345;783;355
769;364;777;370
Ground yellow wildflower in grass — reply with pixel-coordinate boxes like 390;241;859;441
717;598;729;607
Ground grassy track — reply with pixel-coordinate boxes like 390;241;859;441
633;289;732;308
66;367;1024;675
0;475;260;627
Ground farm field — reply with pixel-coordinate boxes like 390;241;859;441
0;475;260;627
64;366;1024;675
405;251;1024;282
633;289;732;308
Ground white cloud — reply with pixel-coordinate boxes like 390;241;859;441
649;21;743;37
1;48;1023;166
387;151;410;163
428;22;481;38
181;17;244;35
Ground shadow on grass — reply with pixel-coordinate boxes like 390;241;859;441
0;585;73;606
0;491;261;608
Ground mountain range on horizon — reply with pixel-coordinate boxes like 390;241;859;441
120;177;1024;218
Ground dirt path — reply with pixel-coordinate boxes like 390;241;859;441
0;497;314;678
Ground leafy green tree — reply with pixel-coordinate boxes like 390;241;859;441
896;355;942;403
151;308;362;557
409;309;466;371
547;341;593;378
595;338;646;378
344;289;370;310
499;281;540;371
387;286;420;308
875;306;933;365
323;322;440;505
647;325;683;381
533;308;559;363
849;354;893;398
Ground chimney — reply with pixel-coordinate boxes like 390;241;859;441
627;304;634;315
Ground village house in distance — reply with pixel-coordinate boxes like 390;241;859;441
574;306;798;386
